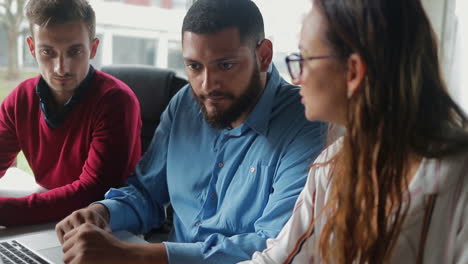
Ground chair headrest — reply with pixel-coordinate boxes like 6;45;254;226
101;64;187;153
101;64;186;122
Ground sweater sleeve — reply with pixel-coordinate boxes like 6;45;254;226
0;91;21;177
0;87;142;226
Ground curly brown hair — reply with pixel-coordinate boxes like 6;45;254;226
312;0;468;263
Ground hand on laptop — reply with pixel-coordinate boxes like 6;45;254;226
55;203;111;244
61;222;131;264
59;221;168;264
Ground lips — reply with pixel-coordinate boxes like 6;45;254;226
207;96;227;101
53;77;72;83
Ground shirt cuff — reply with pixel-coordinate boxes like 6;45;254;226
95;199;139;232
163;241;204;264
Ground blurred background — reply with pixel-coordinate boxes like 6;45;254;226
0;0;467;173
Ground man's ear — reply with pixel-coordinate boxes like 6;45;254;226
26;36;36;58
256;39;273;72
346;53;366;98
89;38;100;59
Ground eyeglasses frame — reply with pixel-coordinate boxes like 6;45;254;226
285;53;335;81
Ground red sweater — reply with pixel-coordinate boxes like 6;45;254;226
0;70;142;226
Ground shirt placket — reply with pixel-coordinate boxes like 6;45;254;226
194;131;230;229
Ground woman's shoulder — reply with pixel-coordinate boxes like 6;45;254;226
308;137;343;189
313;136;343;165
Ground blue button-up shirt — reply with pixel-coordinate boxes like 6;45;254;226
100;65;326;263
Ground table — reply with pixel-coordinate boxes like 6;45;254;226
0;167;46;198
0;168;148;263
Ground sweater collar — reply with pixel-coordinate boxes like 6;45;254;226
36;65;95;128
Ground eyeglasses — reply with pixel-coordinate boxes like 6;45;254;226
285;53;335;82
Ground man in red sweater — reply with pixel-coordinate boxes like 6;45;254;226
0;0;141;226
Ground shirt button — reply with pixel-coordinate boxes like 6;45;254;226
210;193;216;199
218;162;224;168
250;167;256;173
195;221;202;227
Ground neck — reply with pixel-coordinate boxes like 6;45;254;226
46;90;74;115
230;112;249;128
51;90;74;106
229;72;268;128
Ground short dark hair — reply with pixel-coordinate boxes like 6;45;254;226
182;0;264;46
26;0;96;41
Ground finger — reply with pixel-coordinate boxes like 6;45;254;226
55;223;66;244
56;217;76;244
104;225;112;233
82;212;102;228
63;246;76;264
62;227;78;247
68;211;90;229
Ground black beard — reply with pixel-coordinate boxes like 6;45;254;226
193;66;263;130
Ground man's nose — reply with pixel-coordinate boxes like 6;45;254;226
54;55;69;76
201;69;220;93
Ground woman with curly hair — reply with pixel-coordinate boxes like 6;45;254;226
241;0;468;263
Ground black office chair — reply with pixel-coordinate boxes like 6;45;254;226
101;64;187;154
101;64;187;241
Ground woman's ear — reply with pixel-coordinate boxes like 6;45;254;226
346;53;366;98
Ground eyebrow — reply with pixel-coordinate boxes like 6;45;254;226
214;56;241;62
69;44;85;49
37;44;53;49
183;55;242;64
37;43;85;49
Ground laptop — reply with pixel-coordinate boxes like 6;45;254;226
0;228;60;264
0;224;147;264
0;239;53;264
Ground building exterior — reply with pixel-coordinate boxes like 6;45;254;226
3;0;465;113
0;0;191;76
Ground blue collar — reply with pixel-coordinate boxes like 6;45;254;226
239;64;281;137
36;65;95;128
193;64;283;137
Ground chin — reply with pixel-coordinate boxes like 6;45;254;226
304;108;314;121
305;114;315;122
206;103;229;114
305;110;321;122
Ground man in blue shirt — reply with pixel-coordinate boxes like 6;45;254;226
55;0;326;263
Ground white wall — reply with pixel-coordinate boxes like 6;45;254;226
421;0;445;40
422;0;468;113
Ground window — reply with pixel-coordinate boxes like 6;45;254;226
450;0;468;112
22;33;38;68
433;0;468;113
112;36;158;66
91;33;104;69
1;0;467;111
171;0;189;9
0;28;7;67
167;40;185;77
253;0;310;82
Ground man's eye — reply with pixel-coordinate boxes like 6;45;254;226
186;63;201;71
219;62;234;71
40;49;52;56
69;49;82;56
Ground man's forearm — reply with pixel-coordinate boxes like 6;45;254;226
126;242;168;264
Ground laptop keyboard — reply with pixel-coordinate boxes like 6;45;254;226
0;240;50;264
